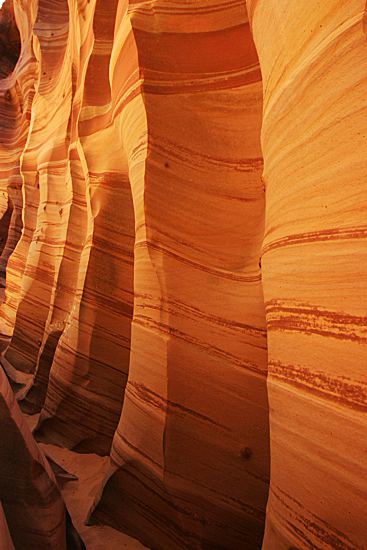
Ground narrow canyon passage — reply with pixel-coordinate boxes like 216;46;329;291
0;0;366;549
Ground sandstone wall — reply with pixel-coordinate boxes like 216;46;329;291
0;0;366;549
0;366;83;548
89;3;269;548
247;0;367;547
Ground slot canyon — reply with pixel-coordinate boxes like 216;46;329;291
0;0;366;548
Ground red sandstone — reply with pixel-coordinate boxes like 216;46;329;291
0;0;366;549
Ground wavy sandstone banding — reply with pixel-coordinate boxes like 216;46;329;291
89;2;269;549
0;1;31;336
0;0;270;545
0;0;136;455
3;0;73;375
1;0;366;549
33;0;137;454
247;0;367;547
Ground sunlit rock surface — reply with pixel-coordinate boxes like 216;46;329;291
247;1;367;548
88;3;269;549
0;0;135;456
0;0;366;549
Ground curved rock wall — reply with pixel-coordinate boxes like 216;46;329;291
1;0;136;455
89;3;269;549
0;0;366;549
247;0;367;548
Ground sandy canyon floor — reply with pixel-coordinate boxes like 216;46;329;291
25;414;149;550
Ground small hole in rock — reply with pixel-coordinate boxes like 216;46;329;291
241;447;252;460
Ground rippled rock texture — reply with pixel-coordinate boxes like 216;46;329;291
0;0;366;549
248;1;367;548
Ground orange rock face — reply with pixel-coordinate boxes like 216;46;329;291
247;1;367;548
0;0;366;549
88;4;269;549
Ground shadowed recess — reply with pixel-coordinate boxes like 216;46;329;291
0;0;20;79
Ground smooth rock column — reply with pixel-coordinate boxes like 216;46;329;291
34;0;136;454
247;0;367;547
90;1;270;548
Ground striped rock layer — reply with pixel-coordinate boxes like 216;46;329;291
0;0;366;549
89;3;269;550
247;0;367;548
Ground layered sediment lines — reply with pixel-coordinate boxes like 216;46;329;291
247;0;367;548
89;3;269;549
0;0;366;549
0;0;136;455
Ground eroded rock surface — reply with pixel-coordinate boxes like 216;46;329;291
247;1;367;548
0;367;84;549
88;3;269;548
0;0;366;549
